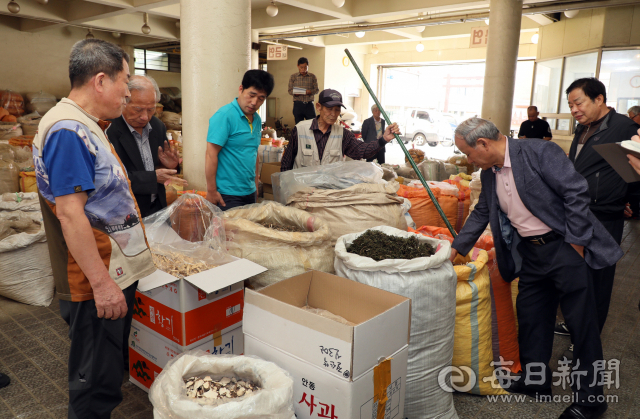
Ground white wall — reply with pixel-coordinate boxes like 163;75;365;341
323;46;368;122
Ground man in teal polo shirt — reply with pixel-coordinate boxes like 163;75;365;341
205;70;274;210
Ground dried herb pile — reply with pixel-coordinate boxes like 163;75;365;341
258;222;307;233
346;230;435;261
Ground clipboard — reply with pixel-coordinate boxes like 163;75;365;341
593;142;640;183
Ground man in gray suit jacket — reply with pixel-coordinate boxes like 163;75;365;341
450;118;622;419
361;104;386;164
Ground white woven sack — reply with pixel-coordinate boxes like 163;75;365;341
149;351;295;419
0;211;54;306
334;226;458;419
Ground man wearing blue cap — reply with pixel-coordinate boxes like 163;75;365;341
280;89;400;171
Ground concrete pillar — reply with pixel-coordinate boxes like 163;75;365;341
251;29;260;69
181;0;251;191
481;0;523;134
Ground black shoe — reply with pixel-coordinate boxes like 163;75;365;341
555;322;570;336
0;373;10;389
558;402;607;419
505;378;552;398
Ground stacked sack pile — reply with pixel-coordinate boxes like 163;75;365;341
410;226;521;395
272;160;408;244
0;192;55;307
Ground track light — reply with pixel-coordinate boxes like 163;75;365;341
266;1;278;17
141;13;151;34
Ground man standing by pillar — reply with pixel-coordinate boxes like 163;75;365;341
206;69;274;211
451;117;621;419
288;57;319;124
280;89;400;171
361;104;387;164
554;78;640;358
33;39;156;418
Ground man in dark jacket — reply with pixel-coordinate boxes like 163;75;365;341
109;75;186;218
556;78;640;346
361;104;386;164
451;117;622;419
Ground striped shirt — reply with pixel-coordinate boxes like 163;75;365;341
288;72;319;103
280;117;387;171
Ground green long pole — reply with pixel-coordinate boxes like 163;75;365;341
344;49;457;238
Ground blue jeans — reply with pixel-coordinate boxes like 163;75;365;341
217;192;256;211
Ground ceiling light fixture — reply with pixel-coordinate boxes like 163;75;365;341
484;18;489;25
141;12;151;34
371;44;379;54
415;26;426;33
266;1;278;17
36;0;48;4
332;0;345;7
564;10;579;18
531;33;539;44
112;32;121;39
85;29;95;39
416;43;424;52
7;0;19;13
355;31;365;38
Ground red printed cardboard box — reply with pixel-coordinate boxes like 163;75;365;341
243;270;411;419
129;321;244;392
134;258;266;349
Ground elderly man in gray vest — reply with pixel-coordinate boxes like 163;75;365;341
280;89;400;171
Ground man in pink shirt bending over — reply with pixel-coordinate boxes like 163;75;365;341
450;118;622;419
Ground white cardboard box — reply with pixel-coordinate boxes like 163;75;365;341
243;270;411;419
128;321;244;392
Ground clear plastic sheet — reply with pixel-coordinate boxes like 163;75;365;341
1;90;25;117
17;112;41;136
25;92;56;115
272;160;385;205
0;122;22;141
223;201;334;289
143;194;230;274
149;351;295;419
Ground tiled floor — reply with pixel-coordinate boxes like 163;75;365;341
1;221;640;418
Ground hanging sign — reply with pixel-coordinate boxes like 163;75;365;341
267;44;288;60
469;27;489;48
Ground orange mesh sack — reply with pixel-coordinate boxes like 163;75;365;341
398;183;458;230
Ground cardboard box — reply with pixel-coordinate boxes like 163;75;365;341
134;252;266;349
263;184;273;195
263;193;274;201
260;162;281;185
129;322;244;392
243;270;411;419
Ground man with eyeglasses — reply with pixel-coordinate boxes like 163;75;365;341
108;74;187;218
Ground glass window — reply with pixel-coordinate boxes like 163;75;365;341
416;111;430;121
559;52;598;114
532;58;563;115
511;60;535;133
599;50;640;114
134;48;169;72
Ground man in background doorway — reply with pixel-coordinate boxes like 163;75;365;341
288;57;319;124
518;106;552;141
361;104;387;164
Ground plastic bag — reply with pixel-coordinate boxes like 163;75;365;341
334;226;458;419
272;160;384;205
149;351;295;419
17;112;41;136
0;160;19;194
1;90;25;117
0;211;54;306
223;201;333;289
0;192;41;211
25;92;56;115
0;122;22;141
161;112;182;130
144;194;230;274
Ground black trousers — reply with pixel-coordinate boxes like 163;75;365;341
60;282;138;419
591;217;624;332
517;237;604;406
217;192;256;211
366;147;386;164
293;101;316;124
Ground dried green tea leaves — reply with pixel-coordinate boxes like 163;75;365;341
346;230;435;261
